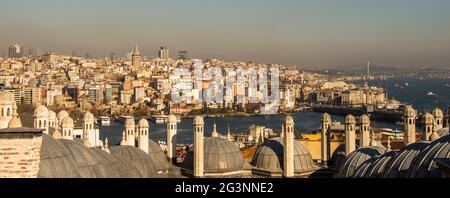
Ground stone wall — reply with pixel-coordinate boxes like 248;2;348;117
0;131;43;178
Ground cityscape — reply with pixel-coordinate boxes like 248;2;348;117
0;0;449;184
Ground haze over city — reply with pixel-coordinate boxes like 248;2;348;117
1;0;450;67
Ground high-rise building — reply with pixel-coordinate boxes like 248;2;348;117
178;50;189;60
8;43;23;58
23;87;32;105
158;46;169;60
134;87;146;102
105;85;112;104
110;53;117;63
132;45;142;70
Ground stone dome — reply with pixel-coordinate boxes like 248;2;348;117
48;110;56;120
193;116;204;125
0;91;14;105
138;118;149;128
34;105;49;118
61;116;74;128
83;111;94;122
110;145;159;177
167;115;177;123
251;138;316;175
124;117;135;128
345;114;356;125
330;142;360;171
284;116;294;125
404;106;416;117
359;114;370;125
432;108;444;118
183;137;245;174
57;110;69;120
38;134;80;178
337;146;386;178
423;113;434;125
321;113;331;123
407;134;450;178
8;116;22;128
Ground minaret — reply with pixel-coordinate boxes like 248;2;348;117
281;124;285;139
386;137;392;152
33;105;49;134
345;114;356;155
359;114;371;147
61;116;74;140
283;116;295;177
120;132;127;146
227;123;232;142
211;122;219;138
404;106;417;145
83;111;95;147
138;118;149;153
132;45;142;70
48;110;56;128
193;116;204;177
320;113;331;166
432;108;444;131
167;115;177;163
422;113;434;141
445;106;450;127
124;117;135;146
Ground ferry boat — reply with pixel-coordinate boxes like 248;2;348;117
98;116;111;126
152;115;168;124
427;91;435;96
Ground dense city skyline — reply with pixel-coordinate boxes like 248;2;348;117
1;0;450;67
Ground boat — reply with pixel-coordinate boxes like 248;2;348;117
404;82;409;86
427;91;435;96
98;116;111;126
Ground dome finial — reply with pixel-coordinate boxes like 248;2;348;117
103;138;110;154
369;131;377;146
211;122;219;137
430;130;440;141
120;131;127;145
386;137;392;152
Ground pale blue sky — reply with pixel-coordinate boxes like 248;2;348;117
1;0;450;67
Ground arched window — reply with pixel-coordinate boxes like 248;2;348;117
39;120;42;128
6;108;10;116
44;121;46;127
437;120;440;125
1;108;3;116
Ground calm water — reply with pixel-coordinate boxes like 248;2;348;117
101;77;449;145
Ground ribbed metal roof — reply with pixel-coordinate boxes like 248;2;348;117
329;141;360;171
148;140;170;171
337;146;386;178
183;137;245;173
382;142;429;178
110;146;158;177
250;138;316;174
352;151;397;178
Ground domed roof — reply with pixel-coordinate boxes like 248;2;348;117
436;127;449;137
57;110;69;120
407;134;450;178
321;113;331;123
432;108;444;118
183;137;245;173
345;114;356;125
381;142;429;178
423;113;434;125
250;137;316;174
8;116;22;128
330;142;360;171
83;111;94;122
34;105;49;118
167;115;177;123
148;140;170;171
52;129;62;139
359;114;370;125
61;116;74;128
284;116;294;125
38;134;80;178
337;146;386;178
138;118;149;128
404;106;416;117
124;117;135;128
353;151;398;178
193;116;204;125
48;110;56;120
0;91;14;104
110;145;159;177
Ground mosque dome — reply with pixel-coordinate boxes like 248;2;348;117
8;116;22;128
33;105;49;118
167;115;177;123
382;142;430;178
193;116;204;125
404;106;416;117
48;110;56;120
52;129;62;139
83;111;94;122
0;91;14;105
57;110;69;120
407;134;450;178
352;151;398;178
337;146;386;178
345;115;356;125
183;137;245;174
110;145;159;177
359;114;370;125
432;108;444;118
148;140;170;171
321;113;331;123
38;134;80;178
284;116;294;125
251;137;316;175
330;143;360;171
124;117;135;128
423;113;434;125
138;118;149;128
436;127;449;137
61;117;74;128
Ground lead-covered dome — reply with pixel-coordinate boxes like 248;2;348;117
83;111;94;122
193;116;204;125
57;110;69;121
183;137;245;174
382;142;429;178
167;115;177;123
432;108;444;118
337;146;386;178
251;138;316;175
345;114;356;125
61;117;74;128
0;91;14;105
423;113;434;125
124;117;135;128
110;145;159;177
353;151;398;178
404;106;416;117
322;113;331;123
34;105;49;118
138;118;149;128
359;114;370;125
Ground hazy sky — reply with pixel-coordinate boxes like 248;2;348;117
1;0;450;67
